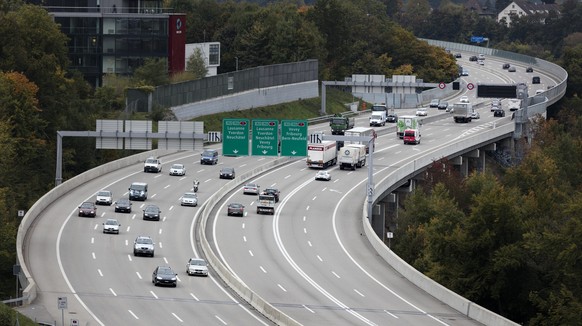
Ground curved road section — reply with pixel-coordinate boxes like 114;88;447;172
16;40;566;325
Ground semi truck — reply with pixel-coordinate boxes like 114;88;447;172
396;115;421;139
330;114;355;135
344;127;376;153
256;194;275;215
338;144;367;170
453;102;473;123
306;141;337;168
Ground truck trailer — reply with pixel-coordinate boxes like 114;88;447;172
344;127;377;153
338;144;367;170
256;194;275;215
396;115;421;139
453;102;473;123
306;141;338;168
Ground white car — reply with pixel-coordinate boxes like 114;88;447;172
186;258;209;276
169;163;186;176
181;192;198;207
315;170;331;181
459;96;469;103
478;59;485;65
415;108;428;116
102;218;120;234
95;190;113;206
471;111;480;119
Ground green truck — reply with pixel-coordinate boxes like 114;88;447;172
396;115;421;139
330;114;355;135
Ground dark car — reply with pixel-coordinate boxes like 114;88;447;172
114;198;132;213
262;188;280;202
526;67;534;73
227;203;245;216
469;55;478;62
219;167;235;179
386;113;397;123
532;76;541;84
502;63;510;69
493;109;506;117
437;101;448;110
78;202;97;217
143;205;161;221
454;53;462;58
152;266;177;287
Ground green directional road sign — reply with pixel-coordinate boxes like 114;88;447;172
251;119;278;156
280;120;308;156
222;119;249;156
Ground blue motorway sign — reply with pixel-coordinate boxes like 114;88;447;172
470;36;484;43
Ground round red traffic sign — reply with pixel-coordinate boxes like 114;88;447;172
467;83;475;90
438;82;446;89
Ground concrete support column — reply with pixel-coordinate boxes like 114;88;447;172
371;202;385;240
461;158;469;177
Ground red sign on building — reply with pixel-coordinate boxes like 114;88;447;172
168;14;186;75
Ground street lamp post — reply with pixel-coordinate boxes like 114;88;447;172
235;57;239;71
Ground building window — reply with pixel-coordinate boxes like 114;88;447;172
209;44;220;66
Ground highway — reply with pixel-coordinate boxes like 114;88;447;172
20;49;563;326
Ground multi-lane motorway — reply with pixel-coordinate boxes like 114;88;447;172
22;52;560;326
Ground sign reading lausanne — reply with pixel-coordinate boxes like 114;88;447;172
252;119;278;156
280;120;308;156
222;119;249;156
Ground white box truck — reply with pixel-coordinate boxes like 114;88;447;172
306;141;337;168
396;115;421;139
369;111;386;126
256;194;275;215
338;144;367;170
344;127;377;153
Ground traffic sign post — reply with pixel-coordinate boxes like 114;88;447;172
280;120;308;156
438;82;446;89
251;119;278;156
58;296;67;326
467;83;475;90
222;119;249;156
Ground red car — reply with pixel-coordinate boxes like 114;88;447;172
78;202;97;217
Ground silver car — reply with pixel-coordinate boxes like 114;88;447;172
243;183;260;195
95;190;113;206
133;236;155;257
102;218;120;234
186;258;209;277
181;192;198;207
169;163;186;176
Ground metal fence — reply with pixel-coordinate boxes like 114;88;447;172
145;60;318;109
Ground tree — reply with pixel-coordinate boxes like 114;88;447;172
186;48;209;79
132;58;169;86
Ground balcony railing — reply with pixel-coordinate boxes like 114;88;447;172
43;6;175;14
